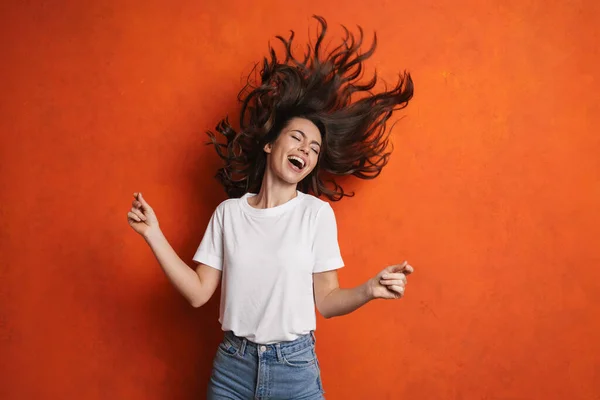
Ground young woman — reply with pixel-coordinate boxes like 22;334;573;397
127;16;414;400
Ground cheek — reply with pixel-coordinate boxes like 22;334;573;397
271;146;286;161
306;156;319;174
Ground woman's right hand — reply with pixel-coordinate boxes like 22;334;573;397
127;192;160;238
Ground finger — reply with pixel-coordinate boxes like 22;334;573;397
131;207;147;221
403;264;414;275
131;200;142;209
381;273;406;282
127;211;142;222
380;279;406;287
134;192;152;211
388;285;405;297
388;261;408;273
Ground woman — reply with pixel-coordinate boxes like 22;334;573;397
127;16;414;399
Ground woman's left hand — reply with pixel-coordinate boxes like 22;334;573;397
367;261;414;300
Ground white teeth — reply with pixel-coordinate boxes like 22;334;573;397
288;155;305;169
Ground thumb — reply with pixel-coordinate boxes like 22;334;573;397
388;261;408;273
135;192;152;210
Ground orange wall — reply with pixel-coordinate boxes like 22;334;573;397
1;1;599;399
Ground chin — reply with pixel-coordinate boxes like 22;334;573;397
278;170;309;185
270;160;314;186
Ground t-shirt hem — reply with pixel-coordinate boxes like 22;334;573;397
192;252;223;271
313;258;345;273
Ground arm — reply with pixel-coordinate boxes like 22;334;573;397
127;192;221;308
313;270;373;319
309;203;414;318
145;229;221;308
313;262;414;319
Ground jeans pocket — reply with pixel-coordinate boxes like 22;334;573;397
282;346;316;367
217;338;238;357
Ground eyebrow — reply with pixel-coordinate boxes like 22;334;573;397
291;130;321;147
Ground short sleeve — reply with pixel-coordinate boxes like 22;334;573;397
192;205;224;271
312;203;345;273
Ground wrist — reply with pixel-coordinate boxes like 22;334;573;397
363;279;376;302
143;226;164;243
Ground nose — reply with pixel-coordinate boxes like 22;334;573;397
298;144;309;155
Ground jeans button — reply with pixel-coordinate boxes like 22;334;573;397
260;345;267;353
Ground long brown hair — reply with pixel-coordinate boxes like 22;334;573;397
206;15;414;201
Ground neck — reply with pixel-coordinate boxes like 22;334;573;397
249;167;298;209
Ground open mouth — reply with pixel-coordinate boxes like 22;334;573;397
287;155;306;171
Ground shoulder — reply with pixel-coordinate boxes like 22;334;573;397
213;196;245;216
298;192;335;218
216;197;241;209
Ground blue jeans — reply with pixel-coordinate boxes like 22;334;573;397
207;331;326;399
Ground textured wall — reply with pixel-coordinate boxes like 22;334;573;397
1;1;599;399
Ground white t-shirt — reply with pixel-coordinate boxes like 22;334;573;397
192;190;345;344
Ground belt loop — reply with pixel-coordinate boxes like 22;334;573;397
275;343;283;362
240;337;247;356
310;331;316;344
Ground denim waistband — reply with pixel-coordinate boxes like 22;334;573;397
223;330;316;357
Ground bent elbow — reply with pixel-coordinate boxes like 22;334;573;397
190;297;207;308
319;308;334;319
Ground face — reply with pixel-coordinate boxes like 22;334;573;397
263;117;322;185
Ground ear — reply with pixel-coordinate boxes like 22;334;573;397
263;142;273;154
